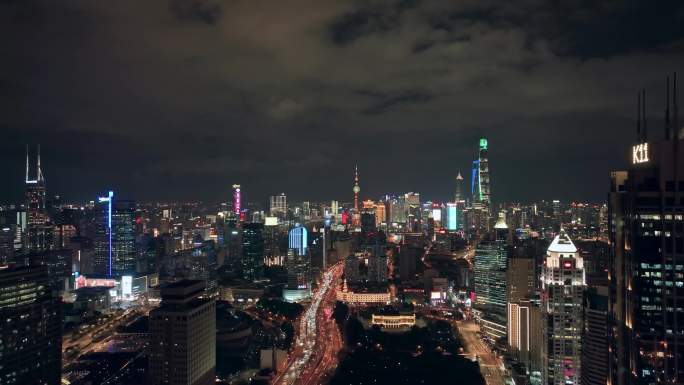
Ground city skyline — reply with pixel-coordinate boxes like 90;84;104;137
3;1;684;203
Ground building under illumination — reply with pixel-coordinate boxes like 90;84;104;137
92;192;137;277
541;229;585;385
609;80;684;385
150;280;216;385
0;265;62;385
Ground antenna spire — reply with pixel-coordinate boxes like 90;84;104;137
666;76;671;139
637;91;642;141
642;90;647;141
675;72;680;139
25;145;29;183
37;144;43;182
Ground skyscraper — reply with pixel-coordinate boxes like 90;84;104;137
541;229;585;385
478;138;491;208
270;193;287;219
93;191;136;277
288;225;308;257
241;222;264;281
473;213;508;339
455;171;464;203
609;76;684;385
150;280;216;385
0;265;62;385
232;184;241;217
25;145;50;253
353;164;361;227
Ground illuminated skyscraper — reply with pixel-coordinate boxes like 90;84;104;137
232;184;241;217
25;145;50;253
478;138;491;207
288;225;308;257
541;229;585;385
473;213;508;339
241;223;264;281
150;280;216;385
93;191;136;277
269;193;287;219
0;265;62;385
353;165;361;227
455;171;464;203
609;76;684;385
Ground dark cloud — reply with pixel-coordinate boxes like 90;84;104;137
169;0;222;24
1;0;684;205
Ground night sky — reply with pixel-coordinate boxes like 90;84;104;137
2;0;684;204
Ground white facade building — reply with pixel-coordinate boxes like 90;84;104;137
541;229;586;385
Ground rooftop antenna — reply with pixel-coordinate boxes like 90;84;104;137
25;144;29;183
637;91;642;141
675;72;680;139
642;90;647;141
666;76;671;140
37;144;43;182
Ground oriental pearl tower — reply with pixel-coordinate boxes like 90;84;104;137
352;164;360;227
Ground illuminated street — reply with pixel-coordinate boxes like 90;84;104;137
273;263;343;385
457;320;505;385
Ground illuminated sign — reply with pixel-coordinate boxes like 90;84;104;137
480;138;488;150
265;217;278;226
447;204;457;231
122;275;133;297
632;142;649;164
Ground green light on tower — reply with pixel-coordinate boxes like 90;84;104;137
480;138;488;150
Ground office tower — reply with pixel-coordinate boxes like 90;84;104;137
93;191;136;277
353;165;361;227
478;138;490;206
374;202;386;226
241;223;264;281
541;229;585;385
388;196;407;224
446;203;458;231
473;214;508;339
232;184;241;217
150;280;216;385
508;299;542;372
288;225;308;257
507;256;534;303
0;226;14;266
471;159;480;201
367;254;388;283
269;193;287;219
581;286;609;385
0;266;62;385
286;247;310;290
25;145;50;253
360;209;376;244
344;254;360;283
455;171;464;203
609;76;683;385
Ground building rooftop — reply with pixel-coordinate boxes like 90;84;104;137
547;229;577;253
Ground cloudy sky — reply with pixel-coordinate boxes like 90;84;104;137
2;0;683;205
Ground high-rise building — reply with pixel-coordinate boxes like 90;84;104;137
288;225;308;257
93;191;137;277
508;299;542;372
541;229;585;385
25;145;50;253
478;138;490;207
150;280;216;385
0;265;62;385
232;184;241;217
473;214;508;339
285;247;310;291
353;165;361;227
241;223;264;281
269;193;287;219
455;171;464;202
581;286;609;385
609;76;683;385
